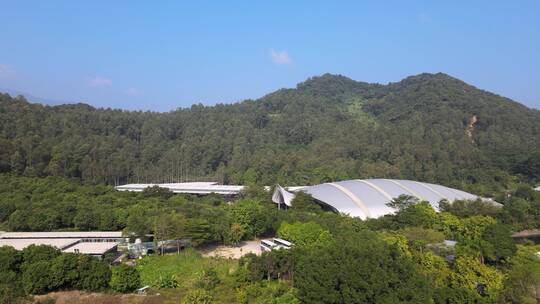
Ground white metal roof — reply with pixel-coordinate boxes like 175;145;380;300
274;179;498;220
285;186;307;192
118;182;218;188
63;242;118;255
0;238;79;250
261;240;277;246
272;185;296;207
116;183;244;195
0;231;123;239
273;238;293;247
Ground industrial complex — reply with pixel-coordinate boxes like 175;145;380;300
0;179;501;259
117;179;497;220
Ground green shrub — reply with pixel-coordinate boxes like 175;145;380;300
182;289;214;304
155;274;179;288
195;268;220;290
22;260;52;294
110;264;141;292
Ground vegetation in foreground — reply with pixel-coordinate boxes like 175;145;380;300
1;176;540;303
0;244;140;304
134;248;298;304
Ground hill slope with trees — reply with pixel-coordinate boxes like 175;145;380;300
1;73;539;194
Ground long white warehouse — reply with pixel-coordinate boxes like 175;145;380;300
116;182;244;195
0;231;122;259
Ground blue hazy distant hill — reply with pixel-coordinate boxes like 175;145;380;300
0;87;73;106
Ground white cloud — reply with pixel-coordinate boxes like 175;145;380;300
0;64;17;80
270;49;292;65
124;87;143;97
87;76;112;88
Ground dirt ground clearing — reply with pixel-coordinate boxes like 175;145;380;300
200;240;261;259
34;291;165;304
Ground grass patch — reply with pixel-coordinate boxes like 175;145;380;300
136;248;239;303
345;96;378;124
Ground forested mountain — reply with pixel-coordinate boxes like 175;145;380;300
1;73;539;195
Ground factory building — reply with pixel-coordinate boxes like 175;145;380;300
0;231;122;259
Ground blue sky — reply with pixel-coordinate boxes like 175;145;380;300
0;1;539;111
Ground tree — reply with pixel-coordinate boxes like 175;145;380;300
450;256;504;301
386;194;419;211
480;223;516;264
439;199;501;218
98;208;121;230
455;216;498;262
242;249;294;282
513;185;540;201
49;253;81;290
399;227;445;251
501;245;540;303
7;210;30;231
294;231;432;303
227;199;271;239
10;151;25;175
277;222;334;248
500;197;537;230
433;212;463;239
143;185;173;199
73;206;99;230
22;260;52;294
290;192;320;212
21;245;61;267
185;218;216;246
513;152;540;181
110;264;140;293
379;232;412;258
243;183;269;201
74;256;111;291
226;223;245;246
394;201;438;229
154;213;186;254
414;251;452;289
0;246;22;272
0;247;24;304
242;169;259;184
458;216;497;241
126;207;151;237
0;283;25;304
0;201;16;222
433;286;486;304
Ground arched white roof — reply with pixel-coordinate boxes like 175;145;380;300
278;179;491;219
272;184;295;207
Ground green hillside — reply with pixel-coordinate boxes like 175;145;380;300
1;73;539;194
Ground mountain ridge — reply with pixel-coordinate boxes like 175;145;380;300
2;73;538;112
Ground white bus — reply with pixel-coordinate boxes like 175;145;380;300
260;239;277;252
273;238;293;248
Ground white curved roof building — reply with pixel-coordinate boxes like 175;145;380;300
273;179;494;219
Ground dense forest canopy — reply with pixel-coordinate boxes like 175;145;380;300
1;73;539;195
